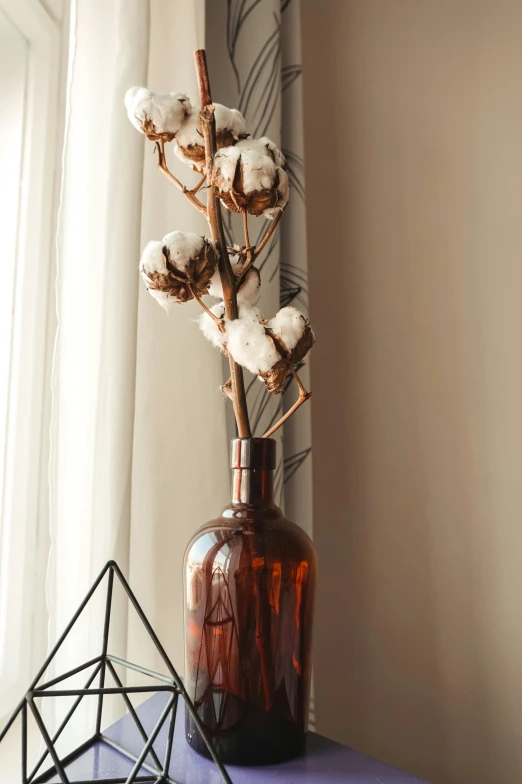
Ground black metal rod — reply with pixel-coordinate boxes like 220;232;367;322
27;698;69;784
105;659;163;771
100;734;178;784
38;779;153;784
125;695;175;784
109;563;179;685
96;568;114;735
37;656;103;691
0;700;23;744
163;693;177;777
28;661;103;783
32;685;176;698
22;701;27;784
106;655;176;686
1;560;233;784
35;562;113;688
1;565;112;745
33;735;99;784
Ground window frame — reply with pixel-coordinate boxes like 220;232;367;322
0;0;63;714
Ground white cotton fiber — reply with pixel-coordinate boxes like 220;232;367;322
237;267;261;303
208;257;260;304
147;289;175;312
140;240;167;276
212;136;288;217
265;168;289;218
175;103;246;149
267;306;307;351
125;87;191;136
199;302;226;349
162;231;205;271
226;306;280;374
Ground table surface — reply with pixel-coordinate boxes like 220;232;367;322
42;693;430;784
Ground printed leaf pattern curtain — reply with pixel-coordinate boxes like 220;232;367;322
207;0;313;536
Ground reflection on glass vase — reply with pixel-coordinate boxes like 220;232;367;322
184;437;317;766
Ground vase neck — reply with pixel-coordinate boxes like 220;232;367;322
230;437;276;506
231;467;275;505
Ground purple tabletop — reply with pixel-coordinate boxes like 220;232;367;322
42;693;429;784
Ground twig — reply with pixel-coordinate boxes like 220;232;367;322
186;281;225;331
221;378;234;400
155;141;207;215
195;49;251;439
262;365;311;439
254;208;283;259
192;172;207;194
242;210;251;250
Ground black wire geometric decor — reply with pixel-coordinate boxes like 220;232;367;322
0;560;232;784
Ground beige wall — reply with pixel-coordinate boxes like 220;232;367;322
302;2;522;782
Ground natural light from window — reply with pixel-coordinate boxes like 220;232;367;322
0;8;28;674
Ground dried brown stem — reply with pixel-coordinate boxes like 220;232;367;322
254;208;284;259
186;281;225;331
262;365;311;439
221;378;233;400
192;172;207;193
195;49;251;439
242;210;251;250
155;141;207;215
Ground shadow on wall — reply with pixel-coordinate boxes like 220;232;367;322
302;1;522;783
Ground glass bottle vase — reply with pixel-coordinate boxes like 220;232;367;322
184;437;317;766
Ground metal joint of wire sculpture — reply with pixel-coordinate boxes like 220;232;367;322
0;560;233;784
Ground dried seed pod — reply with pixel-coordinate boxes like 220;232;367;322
140;232;218;308
199;302;314;397
210;137;289;218
125;87;191;142
226;308;280;373
261;307;315;393
174;104;247;172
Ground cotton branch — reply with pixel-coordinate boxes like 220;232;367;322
155;141;207;215
195;49;252;439
263;365;311;439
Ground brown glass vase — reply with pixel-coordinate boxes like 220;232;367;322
183;437;317;766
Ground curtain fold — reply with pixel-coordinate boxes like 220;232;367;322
47;0;150;731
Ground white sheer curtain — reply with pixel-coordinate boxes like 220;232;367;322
46;0;150;724
47;0;225;722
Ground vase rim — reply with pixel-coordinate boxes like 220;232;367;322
230;437;277;470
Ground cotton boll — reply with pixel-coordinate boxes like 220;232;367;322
214;104;246;140
125;86;191;141
162;231;208;273
139;240;167;276
267;306;307;351
264;168;289;219
234;303;265;324
211;136;289;217
199;302;226;349
139;231;217;305
237;267;261;304
227;315;280;374
174;103;247;171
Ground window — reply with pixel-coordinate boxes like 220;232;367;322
0;0;66;714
